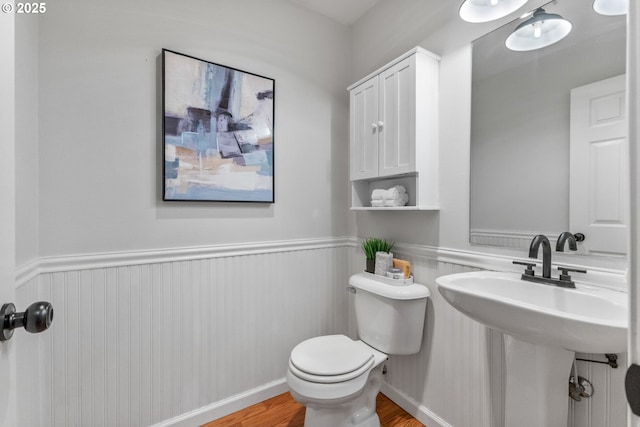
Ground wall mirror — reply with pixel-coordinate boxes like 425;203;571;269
469;0;627;256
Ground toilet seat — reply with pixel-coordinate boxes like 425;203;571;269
290;335;375;384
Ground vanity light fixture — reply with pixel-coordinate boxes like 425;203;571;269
505;8;572;51
459;0;529;23
593;0;628;16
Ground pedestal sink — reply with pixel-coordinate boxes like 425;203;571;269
436;271;627;427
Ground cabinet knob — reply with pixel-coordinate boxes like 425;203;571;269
377;121;384;131
371;123;378;132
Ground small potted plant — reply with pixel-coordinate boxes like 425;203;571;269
361;238;394;273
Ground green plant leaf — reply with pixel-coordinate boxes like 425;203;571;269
361;237;394;259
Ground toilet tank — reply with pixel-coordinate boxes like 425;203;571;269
349;272;430;355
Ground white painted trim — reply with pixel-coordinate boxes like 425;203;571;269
391;242;627;291
347;46;441;90
14;237;353;287
17;236;625;290
151;378;289;427
628;0;640;425
381;382;452;427
469;229;559;249
14;258;39;286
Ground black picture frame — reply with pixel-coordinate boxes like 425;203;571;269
162;49;275;202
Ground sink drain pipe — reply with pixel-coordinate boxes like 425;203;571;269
569;358;594;401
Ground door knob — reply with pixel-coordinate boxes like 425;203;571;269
0;301;54;341
626;364;640;416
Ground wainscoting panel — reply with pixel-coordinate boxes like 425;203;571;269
16;240;627;427
16;241;350;427
380;254;501;427
569;352;628;427
469;229;541;250
370;246;627;427
16;275;43;427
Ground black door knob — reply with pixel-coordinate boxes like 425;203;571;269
0;301;54;341
626;364;640;415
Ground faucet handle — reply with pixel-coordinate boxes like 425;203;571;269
557;266;587;286
557;266;587;274
513;260;537;276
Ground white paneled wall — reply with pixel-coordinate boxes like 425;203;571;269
382;254;500;427
16;240;350;427
16;240;626;427
569;353;628;427
16;275;43;427
378;246;627;427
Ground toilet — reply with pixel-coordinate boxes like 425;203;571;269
286;272;430;427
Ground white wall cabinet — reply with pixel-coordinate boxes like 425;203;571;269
348;47;440;210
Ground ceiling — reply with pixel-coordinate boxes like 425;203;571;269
287;0;382;25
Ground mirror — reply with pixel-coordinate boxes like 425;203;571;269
469;1;626;253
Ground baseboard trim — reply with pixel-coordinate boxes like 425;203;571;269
151;378;289;427
381;382;452;427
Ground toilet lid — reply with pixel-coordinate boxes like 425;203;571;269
290;335;374;377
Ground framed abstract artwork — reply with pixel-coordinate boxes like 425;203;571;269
162;49;275;202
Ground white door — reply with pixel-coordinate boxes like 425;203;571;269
350;75;379;180
378;55;416;177
628;2;640;425
0;11;18;427
570;74;627;256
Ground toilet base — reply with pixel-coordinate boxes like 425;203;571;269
301;364;383;427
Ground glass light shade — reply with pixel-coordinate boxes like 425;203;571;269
593;0;628;15
459;0;529;23
505;8;572;51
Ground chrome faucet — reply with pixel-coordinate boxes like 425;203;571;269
513;233;586;288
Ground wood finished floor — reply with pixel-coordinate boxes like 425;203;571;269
201;392;424;427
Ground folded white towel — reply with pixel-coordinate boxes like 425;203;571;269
384;193;409;207
387;185;406;200
371;185;407;201
371;189;387;200
371;193;409;207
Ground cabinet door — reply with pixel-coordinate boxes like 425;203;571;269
350;76;379;180
378;56;416;177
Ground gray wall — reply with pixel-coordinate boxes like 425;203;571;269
35;0;350;258
15;15;39;266
347;0;625;270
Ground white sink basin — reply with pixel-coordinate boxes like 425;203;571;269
436;270;627;354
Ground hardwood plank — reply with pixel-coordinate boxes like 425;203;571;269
377;394;424;427
201;392;424;427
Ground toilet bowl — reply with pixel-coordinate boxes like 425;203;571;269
286;334;388;427
286;273;430;427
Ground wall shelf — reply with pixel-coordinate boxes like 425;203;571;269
348;47;440;211
350;173;440;211
350;206;439;211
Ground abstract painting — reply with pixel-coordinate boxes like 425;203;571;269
162;49;275;202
